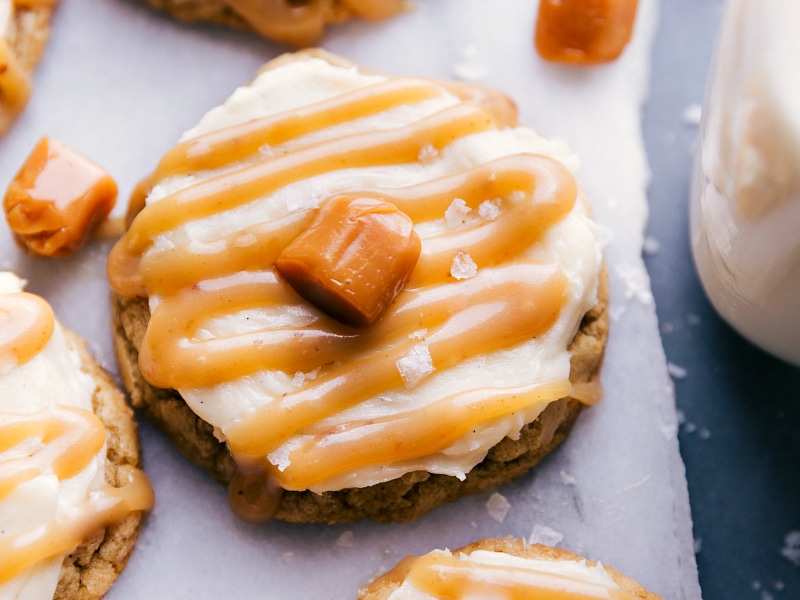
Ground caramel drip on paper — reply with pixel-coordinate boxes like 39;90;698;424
107;73;580;507
400;552;641;600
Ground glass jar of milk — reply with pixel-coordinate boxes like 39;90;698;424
690;0;800;366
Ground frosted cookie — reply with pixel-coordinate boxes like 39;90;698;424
108;49;608;524
0;272;154;600
0;0;57;135
358;537;662;599
140;0;408;47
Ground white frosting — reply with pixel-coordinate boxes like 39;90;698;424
691;0;800;365
145;58;602;492
0;273;106;600
385;548;621;599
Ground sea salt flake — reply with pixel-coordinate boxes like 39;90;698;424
286;181;320;212
507;190;525;203
686;313;702;326
451;250;478;280
642;235;661;256
667;362;688;379
682;103;703;126
453;44;488;82
336;531;355;548
396;343;435;388
486;492;511;523
781;530;800;566
478;198;501;221
616;263;654;305
559;470;578;486
418;144;438;163
445;198;471;229
529;524;564;547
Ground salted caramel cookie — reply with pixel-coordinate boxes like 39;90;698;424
108;49;608;524
358;537;662;599
0;272;153;599
139;0;407;47
0;0;57;134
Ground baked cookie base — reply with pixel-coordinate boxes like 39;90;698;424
110;272;608;525
54;331;148;600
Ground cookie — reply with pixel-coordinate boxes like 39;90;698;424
0;272;153;599
358;537;662;599
139;0;407;47
0;0;56;134
108;49;608;524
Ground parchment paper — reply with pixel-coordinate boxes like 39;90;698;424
0;0;702;598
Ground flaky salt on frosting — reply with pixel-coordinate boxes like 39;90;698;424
108;53;603;517
0;272;152;600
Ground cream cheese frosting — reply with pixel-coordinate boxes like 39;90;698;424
0;272;105;600
112;55;603;496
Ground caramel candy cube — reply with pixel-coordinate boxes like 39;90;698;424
275;196;421;328
535;0;639;65
4;137;118;257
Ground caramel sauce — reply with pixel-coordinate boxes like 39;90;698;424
399;551;640;599
0;291;54;370
0;407;104;500
0;467;153;585
107;69;583;510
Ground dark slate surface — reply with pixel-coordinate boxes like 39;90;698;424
642;1;800;598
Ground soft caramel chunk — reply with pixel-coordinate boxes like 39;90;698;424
3;137;118;257
275;195;421;328
535;0;639;65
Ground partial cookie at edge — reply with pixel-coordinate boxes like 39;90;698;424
53;330;148;600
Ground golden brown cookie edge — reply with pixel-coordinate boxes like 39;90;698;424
53;330;148;600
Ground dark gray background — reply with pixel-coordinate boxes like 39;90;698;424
643;1;800;598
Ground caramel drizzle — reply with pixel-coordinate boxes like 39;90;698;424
402;552;640;600
0;468;153;585
0;291;55;371
0;407;104;500
107;74;581;498
272;380;570;491
0;407;154;584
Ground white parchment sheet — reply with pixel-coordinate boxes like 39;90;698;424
0;0;701;598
